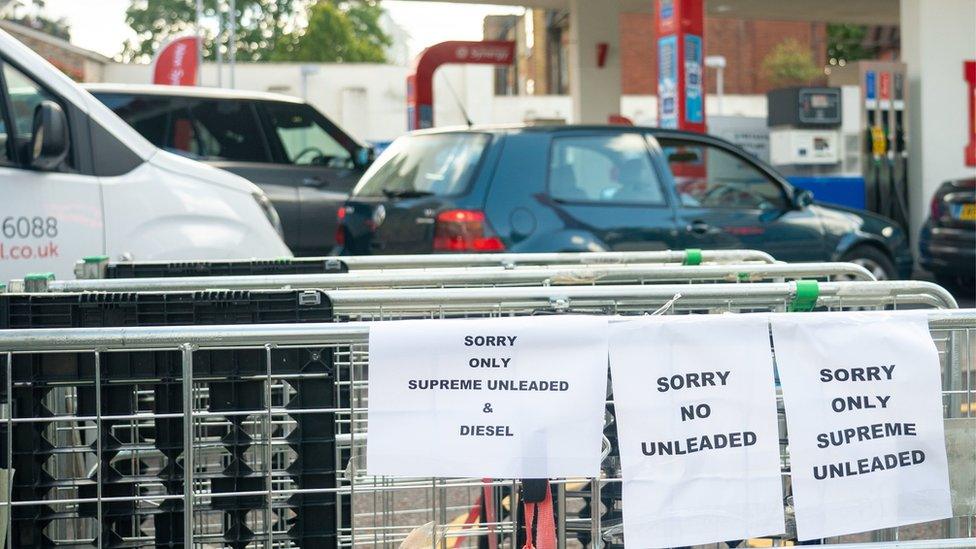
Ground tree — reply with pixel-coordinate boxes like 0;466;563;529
827;24;877;65
122;0;390;64
271;1;390;62
761;38;821;88
121;0;301;63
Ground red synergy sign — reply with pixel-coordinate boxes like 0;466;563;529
965;60;975;167
407;40;515;130
152;36;201;86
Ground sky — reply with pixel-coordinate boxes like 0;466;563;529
40;0;524;61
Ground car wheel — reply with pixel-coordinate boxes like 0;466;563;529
840;246;898;281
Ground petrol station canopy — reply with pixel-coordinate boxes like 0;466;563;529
402;0;900;25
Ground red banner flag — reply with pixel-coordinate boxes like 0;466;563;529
152;36;200;86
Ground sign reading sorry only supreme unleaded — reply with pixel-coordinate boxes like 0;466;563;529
367;316;608;478
609;315;785;548
772;312;952;540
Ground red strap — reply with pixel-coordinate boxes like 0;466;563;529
522;482;556;549
482;478;498;549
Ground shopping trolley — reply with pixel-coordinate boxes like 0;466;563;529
0;308;971;548
71;249;777;280
30;262;877;294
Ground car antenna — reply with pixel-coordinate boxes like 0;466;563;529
442;73;474;127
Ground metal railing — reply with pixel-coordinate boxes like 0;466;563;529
39;262;875;293
72;249;778;279
321;280;957;320
0;309;971;548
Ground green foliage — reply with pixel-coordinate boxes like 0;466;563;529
271;1;390;62
123;0;300;62
123;0;389;63
827;24;877;64
762;38;821;87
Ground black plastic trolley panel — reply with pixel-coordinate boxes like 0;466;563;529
104;258;349;279
0;290;338;548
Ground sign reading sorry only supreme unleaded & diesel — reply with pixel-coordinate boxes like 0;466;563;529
367;316;608;478
772;312;951;540
609;315;785;548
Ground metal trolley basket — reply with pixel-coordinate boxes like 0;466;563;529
0;307;970;549
0;280;967;548
29;262;878;295
71;250;778;280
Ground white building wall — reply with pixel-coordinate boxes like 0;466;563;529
900;0;976;240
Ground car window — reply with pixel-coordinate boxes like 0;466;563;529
95;94;173;146
180;100;269;161
549;134;665;205
353;133;489;198
659;139;787;210
2;63;68;166
264;102;352;168
95;94;270;162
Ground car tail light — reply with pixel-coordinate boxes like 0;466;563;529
433;209;505;252
335;207;346;247
929;194;944;221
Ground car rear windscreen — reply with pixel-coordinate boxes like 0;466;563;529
352;133;490;198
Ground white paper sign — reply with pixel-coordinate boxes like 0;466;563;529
609;314;785;548
771;312;952;540
367;315;609;478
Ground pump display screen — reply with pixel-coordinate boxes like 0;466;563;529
798;89;842;124
810;94;830;108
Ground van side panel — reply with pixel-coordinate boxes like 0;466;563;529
0;166;104;280
100;162;291;262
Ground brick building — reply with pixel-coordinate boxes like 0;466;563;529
486;10;829;97
0;19;110;82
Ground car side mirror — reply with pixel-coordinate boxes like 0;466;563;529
354;146;374;169
793;189;814;209
30;100;69;171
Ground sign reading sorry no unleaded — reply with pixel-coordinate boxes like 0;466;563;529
772;312;951;540
366;316;608;478
609;314;785;548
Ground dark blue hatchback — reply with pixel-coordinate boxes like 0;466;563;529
338;125;912;279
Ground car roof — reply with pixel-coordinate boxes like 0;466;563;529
409;123;733;143
81;83;306;104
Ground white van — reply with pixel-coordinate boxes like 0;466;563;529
0;29;291;281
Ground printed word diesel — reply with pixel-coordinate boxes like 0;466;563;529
460;424;514;437
657;370;731;392
464;335;518;346
641;431;757;456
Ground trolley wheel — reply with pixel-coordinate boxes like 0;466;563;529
840;245;897;281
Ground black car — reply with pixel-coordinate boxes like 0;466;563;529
338;125;913;279
919;178;975;295
87;84;372;256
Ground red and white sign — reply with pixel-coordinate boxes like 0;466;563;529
152;36;200;86
965;60;975;167
407;41;514;130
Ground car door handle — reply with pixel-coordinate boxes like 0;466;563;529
302;176;326;187
686;220;713;235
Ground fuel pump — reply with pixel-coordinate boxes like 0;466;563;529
767;87;843;172
829;61;910;230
